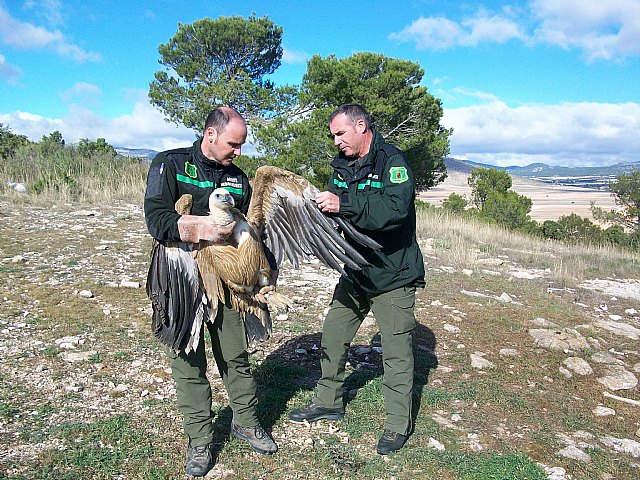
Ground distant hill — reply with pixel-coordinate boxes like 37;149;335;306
505;162;640;178
444;157;640;190
446;157;639;177
115;147;158;160
444;157;477;175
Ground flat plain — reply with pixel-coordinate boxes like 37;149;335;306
418;172;617;222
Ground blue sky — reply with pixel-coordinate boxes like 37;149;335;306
1;0;638;167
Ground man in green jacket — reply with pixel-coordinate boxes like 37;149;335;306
144;107;277;477
289;103;425;455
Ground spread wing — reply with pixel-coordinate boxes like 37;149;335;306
247;165;381;275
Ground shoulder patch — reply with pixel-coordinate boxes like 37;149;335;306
389;166;408;184
185;162;197;179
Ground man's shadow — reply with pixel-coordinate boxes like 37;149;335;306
239;323;439;434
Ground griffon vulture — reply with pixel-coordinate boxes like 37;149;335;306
147;165;381;353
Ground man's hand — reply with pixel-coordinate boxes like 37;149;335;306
314;191;340;213
177;215;236;243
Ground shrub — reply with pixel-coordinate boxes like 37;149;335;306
442;192;468;213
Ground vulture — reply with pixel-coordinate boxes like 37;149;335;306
147;165;381;353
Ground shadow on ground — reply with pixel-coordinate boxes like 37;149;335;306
253;322;438;430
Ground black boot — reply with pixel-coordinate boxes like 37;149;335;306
288;403;345;423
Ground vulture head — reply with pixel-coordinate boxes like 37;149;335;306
208;188;235;226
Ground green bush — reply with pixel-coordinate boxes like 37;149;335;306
442;192;468;213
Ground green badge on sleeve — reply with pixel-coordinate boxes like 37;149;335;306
389;166;408;184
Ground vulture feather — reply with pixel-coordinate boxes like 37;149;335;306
148;165;381;353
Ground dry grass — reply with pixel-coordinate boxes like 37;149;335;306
417;208;640;285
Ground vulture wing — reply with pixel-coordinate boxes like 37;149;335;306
247;165;381;275
146;240;213;354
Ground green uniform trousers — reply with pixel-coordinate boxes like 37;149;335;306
165;296;258;447
314;279;416;435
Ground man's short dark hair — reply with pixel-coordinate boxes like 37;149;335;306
204;107;245;134
329;103;372;131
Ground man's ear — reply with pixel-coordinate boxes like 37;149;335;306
206;126;218;143
355;118;367;134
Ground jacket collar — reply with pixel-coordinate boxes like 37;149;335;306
194;138;226;170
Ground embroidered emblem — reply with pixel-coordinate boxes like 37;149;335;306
185;162;197;179
389;166;408;184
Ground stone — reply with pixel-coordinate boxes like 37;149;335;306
428;437;445;451
563;357;593;375
542;466;567;480
499;348;520;357
597;365;638;391
591;352;623;364
7;181;26;193
477;257;504;266
530;317;561;329
558;445;591;463
529;329;590;352
55;336;84;349
443;323;460;333
470;352;495;369
497;292;513;303
558;367;572;379
593;406;615;417
594;319;640;340
59;350;98;362
599;436;640;458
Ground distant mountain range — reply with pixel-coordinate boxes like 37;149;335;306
446;157;639;177
445;157;640;189
114;147;158;160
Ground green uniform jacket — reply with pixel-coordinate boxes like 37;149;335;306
144;139;252;242
330;129;426;295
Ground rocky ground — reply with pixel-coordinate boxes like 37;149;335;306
1;200;639;479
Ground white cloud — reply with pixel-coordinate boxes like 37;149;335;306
391;0;640;61
442;95;640;167
461;11;527;45
23;0;64;27
390;16;464;50
0;93;259;156
0;97;196;151
531;0;640;61
0;6;101;62
389;11;525;50
60;82;103;108
282;47;309;64
0;53;22;84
